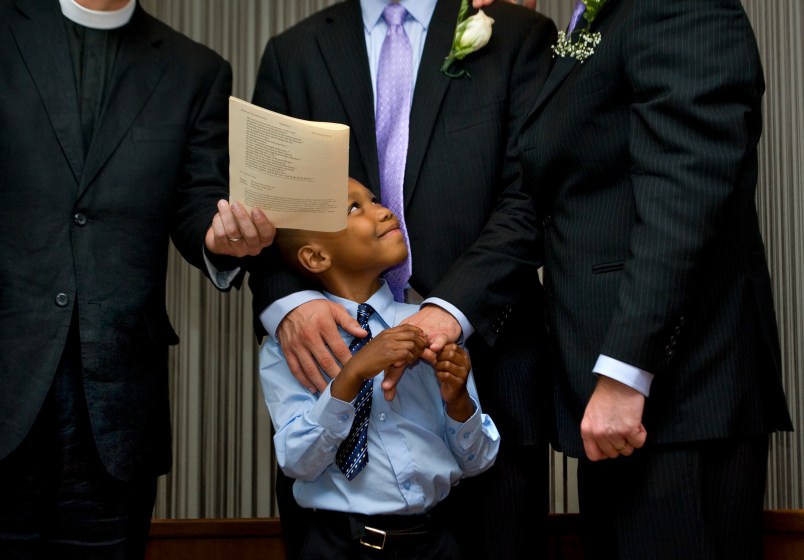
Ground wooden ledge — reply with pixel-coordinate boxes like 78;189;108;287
146;510;804;560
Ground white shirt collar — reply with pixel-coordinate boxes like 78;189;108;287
361;0;438;32
59;0;136;30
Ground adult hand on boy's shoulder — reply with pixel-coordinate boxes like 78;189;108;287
435;344;474;423
400;305;462;362
336;325;427;402
277;300;366;393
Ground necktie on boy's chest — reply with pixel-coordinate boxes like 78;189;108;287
335;303;376;480
375;2;413;302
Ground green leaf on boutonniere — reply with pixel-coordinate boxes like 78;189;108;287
440;0;495;79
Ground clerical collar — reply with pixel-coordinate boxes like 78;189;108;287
59;0;135;30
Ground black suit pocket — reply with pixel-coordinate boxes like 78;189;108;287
592;261;624;274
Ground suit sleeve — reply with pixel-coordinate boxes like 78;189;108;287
169;57;240;288
599;0;765;372
248;38;322;336
429;15;557;347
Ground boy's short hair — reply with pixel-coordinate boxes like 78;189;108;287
274;228;315;278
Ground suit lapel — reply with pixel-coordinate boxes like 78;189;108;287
79;8;166;194
316;0;380;192
10;0;84;186
524;54;578;123
524;0;621;123
404;0;459;206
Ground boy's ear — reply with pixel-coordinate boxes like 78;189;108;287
297;243;332;275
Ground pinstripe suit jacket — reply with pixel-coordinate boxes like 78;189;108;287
519;0;793;457
249;0;557;445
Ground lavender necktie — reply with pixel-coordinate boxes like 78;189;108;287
375;3;413;302
335;303;375;480
567;0;587;33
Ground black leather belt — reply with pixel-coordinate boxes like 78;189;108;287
313;508;439;551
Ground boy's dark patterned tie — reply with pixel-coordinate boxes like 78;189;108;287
335;303;375;480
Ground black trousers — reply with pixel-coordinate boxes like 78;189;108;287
578;436;770;560
298;508;461;560
0;323;157;560
276;440;549;560
445;440;549;560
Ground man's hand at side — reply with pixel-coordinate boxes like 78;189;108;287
581;375;648;461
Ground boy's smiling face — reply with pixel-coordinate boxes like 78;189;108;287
325;179;408;276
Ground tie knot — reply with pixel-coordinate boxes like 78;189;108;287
383;2;407;27
356;303;375;326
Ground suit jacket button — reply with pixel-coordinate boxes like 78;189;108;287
74;213;87;226
665;344;675;357
541;215;552;227
55;293;69;307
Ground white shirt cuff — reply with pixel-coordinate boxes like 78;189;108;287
203;248;241;290
593;354;654;397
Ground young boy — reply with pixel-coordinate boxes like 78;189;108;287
259;178;500;559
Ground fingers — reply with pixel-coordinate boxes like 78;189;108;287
206;200;276;257
283;347;328;394
402;306;461;355
580;375;647;461
332;304;368;339
276;300;351;387
381;364;405;401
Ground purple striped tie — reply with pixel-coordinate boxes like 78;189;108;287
567;0;586;33
376;3;413;302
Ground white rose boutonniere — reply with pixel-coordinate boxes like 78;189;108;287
441;0;495;79
552;0;608;63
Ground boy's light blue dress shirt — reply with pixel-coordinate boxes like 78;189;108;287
259;281;500;515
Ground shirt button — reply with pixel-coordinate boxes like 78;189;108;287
467;454;475;461
463;432;470;439
55;293;69;307
339;414;349;422
378;413;386;422
73;213;87;226
402;481;411;490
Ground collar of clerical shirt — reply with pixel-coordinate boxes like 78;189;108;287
59;0;135;30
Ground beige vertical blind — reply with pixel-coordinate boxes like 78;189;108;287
143;0;803;518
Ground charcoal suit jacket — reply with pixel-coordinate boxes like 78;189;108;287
518;0;793;457
0;0;233;480
249;0;557;445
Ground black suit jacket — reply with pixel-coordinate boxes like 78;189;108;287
519;0;793;457
249;0;557;444
0;0;232;480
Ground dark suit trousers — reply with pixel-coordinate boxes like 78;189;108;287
578;436;769;560
445;440;549;560
0;319;157;560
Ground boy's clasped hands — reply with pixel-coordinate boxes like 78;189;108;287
336;325;474;422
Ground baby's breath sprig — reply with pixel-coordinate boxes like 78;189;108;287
551;29;601;63
551;0;608;63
